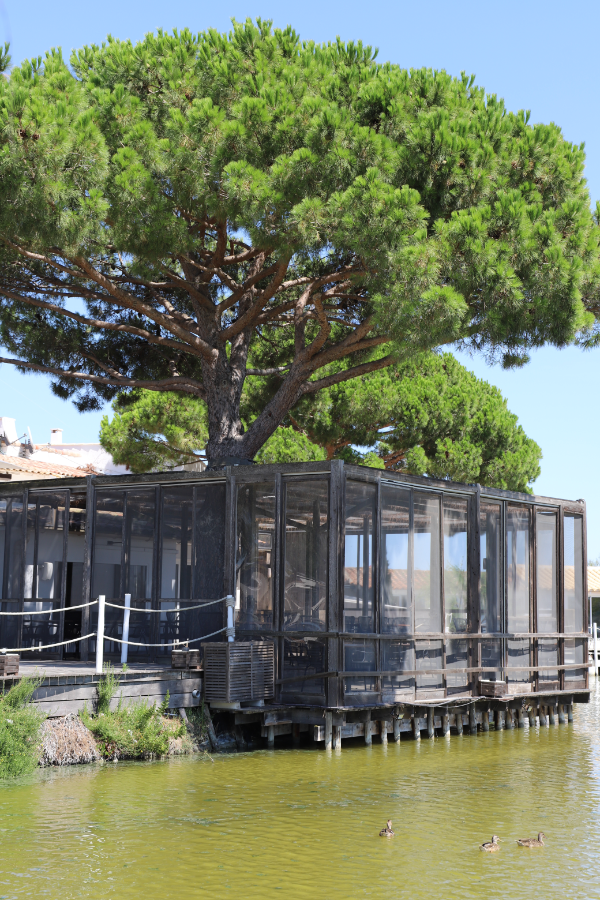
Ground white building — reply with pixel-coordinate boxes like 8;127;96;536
0;416;128;482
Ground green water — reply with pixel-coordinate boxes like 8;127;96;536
2;689;600;900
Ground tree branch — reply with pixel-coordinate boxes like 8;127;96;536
301;354;395;394
0;356;207;398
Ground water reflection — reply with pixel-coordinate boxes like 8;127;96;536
1;687;600;899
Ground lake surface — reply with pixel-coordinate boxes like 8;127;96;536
1;686;600;900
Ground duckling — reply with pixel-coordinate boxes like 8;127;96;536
516;832;544;848
379;819;394;837
479;835;501;852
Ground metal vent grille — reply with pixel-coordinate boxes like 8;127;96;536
203;641;275;702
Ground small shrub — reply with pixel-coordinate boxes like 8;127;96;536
81;692;185;759
97;663;120;714
0;676;46;778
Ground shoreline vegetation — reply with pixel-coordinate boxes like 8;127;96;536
0;668;212;777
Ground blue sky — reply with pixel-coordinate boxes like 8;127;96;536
1;0;599;554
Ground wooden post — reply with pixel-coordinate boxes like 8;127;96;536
267;724;275;748
381;720;388;745
325;712;333;750
495;709;503;730
292;723;301;746
469;705;477;735
365;711;372;745
567;703;574;723
482;709;489;732
427;707;435;739
333;725;342;750
505;708;514;730
442;712;450;735
539;706;547;727
412;712;421;741
558;704;566;725
456;711;463;735
548;704;556;726
528;707;536;728
393;716;401;743
517;708;525;728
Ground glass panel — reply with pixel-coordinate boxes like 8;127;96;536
125;490;154;601
283;480;328;631
0;500;5;598
281;637;325;698
92;492;124;599
538;638;558;683
536;511;557;633
506;506;530;633
446;638;469;693
414;493;441;634
507;638;530;683
343;481;376;634
64;491;87;656
381;640;415;696
29;493;67;601
564;515;584;633
24;501;36;600
416;639;443;690
22;600;59;651
480;502;502;634
564;638;586;683
0;602;18;650
235;482;276;630
481;638;502;681
381;486;411;634
444;497;468;634
194;483;227;643
161;487;192;600
344;639;377;694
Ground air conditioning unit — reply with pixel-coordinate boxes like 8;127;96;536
203;641;274;704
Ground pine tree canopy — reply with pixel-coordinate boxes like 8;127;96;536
101;352;541;493
0;20;598;463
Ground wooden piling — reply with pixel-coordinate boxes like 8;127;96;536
325;712;333;750
528;707;537;728
427;707;435;739
381;720;388;745
495;709;503;730
469;705;477;735
365;711;372;745
412;712;421;741
505;708;514;730
517;708;525;728
548;705;556;726
456;711;463;735
539;706;547;727
393;717;401;743
442;712;450;735
267;724;275;747
292;723;301;746
567;704;574;723
558;704;566;725
482;709;489;732
333;725;342;750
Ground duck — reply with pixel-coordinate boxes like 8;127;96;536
379;819;394;837
479;835;501;852
516;833;544;848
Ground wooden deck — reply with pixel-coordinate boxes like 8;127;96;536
7;661;203;717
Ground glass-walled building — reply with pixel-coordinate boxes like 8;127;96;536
0;462;588;705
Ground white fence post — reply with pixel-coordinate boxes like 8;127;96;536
121;593;131;665
225;595;235;642
95;595;105;675
594;622;598;677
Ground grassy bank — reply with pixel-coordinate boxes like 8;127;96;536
0;666;205;776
